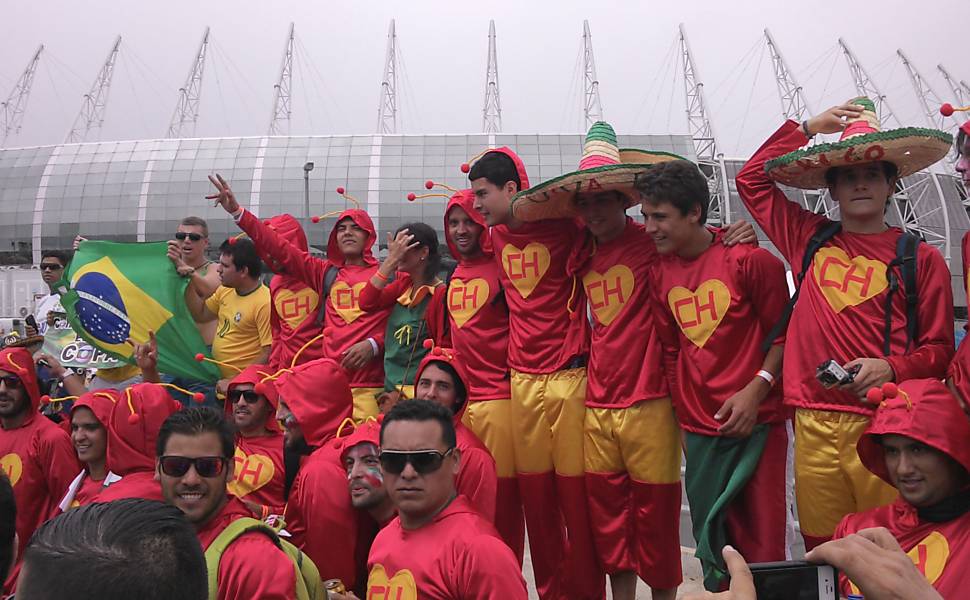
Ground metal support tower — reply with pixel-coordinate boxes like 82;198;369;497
268;23;295;136
838;38;951;262
376;20;398;134
937;64;968;123
1;45;43;147
65;36;121;144
167;27;210;139
482;20;502;134
582;20;604;128
679;24;729;225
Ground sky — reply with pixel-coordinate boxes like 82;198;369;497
1;0;967;156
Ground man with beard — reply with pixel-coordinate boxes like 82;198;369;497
0;346;78;594
156;407;296;599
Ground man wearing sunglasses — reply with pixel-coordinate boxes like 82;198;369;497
0;346;79;595
365;399;526;600
29;250;70;337
156;407;296;600
224;364;285;519
169;217;222;344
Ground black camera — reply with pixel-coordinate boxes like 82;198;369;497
815;360;861;388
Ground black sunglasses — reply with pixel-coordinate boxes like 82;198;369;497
175;232;205;242
39;263;63;271
227;389;261;404
158;455;228;478
0;375;22;389
379;448;454;475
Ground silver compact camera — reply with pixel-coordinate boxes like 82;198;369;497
815;360;861;388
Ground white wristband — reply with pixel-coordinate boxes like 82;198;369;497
367;338;379;356
756;369;775;386
231;208;244;221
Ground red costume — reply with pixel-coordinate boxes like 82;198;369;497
93;383;181;503
225;364;285;516
58;390;120;511
197;496;296;600
834;378;970;598
366;496;527;600
0;347;79;594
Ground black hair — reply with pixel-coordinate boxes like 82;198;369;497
380;398;457;450
0;474;15;582
957;129;967;158
40;250;70;267
823;161;899;188
19;499;207;600
156;406;235;459
635;160;710;224
468;151;521;193
218;237;263;278
420;360;468;414
395;222;441;281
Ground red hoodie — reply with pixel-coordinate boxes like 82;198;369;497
835;379;970;598
443;190;511;402
225;364;285;516
482;147;589;374
414;349;498;522
237;209;388;388
93;383;181;503
0;347;79;594
62;389;120;509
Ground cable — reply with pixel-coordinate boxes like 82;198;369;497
559;42;584;132
293;36;335;130
735;43;767;155
395;41;423;133
632;35;678;129
118;51;152;138
206;47;233;135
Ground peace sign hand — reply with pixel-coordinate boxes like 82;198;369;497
207;174;241;214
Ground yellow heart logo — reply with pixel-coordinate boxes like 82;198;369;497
501;243;551;299
583;265;635;326
330;281;367;324
667;279;732;348
226;447;275;498
447;278;490;328
812;247;888;313
849;531;949;596
274;287;319;330
367;564;417;600
1;453;22;487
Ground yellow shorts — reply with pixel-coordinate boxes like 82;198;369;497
584;399;681;484
510;367;587;477
462;399;516;478
351;387;381;423
794;408;898;538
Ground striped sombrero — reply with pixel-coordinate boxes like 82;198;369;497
511;121;685;222
766;97;952;190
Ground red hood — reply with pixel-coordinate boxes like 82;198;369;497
444;189;492;260
414;347;471;418
275;358;353;447
0;347;40;423
227;363;280;433
72;389;120;428
336;415;383;463
327;209;377;266
106;383;181;476
258;214;308;274
858;379;970;486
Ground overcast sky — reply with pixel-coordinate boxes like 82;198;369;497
1;0;966;157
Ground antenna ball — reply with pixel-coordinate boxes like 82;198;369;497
460;163;470;173
194;353;205;362
336;186;346;195
311;216;321;224
192;392;205;403
425;180;434;190
940;103;954;117
407;193;416;201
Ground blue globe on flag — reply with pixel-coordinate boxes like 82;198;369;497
74;271;132;345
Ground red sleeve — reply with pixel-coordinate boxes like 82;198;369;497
962;231;970;310
426;285;451;347
359;276;409;312
884;245;955;381
741;248;790;345
238;210;331;289
38;427;81;504
216;534;296;600
458;449;497;523
735;120;828;264
454;535;528;599
268;290;282;371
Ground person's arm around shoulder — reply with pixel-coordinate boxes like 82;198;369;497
216;532;296;600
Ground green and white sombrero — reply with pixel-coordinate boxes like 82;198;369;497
511;121;685;222
766;97;952;190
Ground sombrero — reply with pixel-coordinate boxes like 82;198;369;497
511;121;685;222
765;96;952;190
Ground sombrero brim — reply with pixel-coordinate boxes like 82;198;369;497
511;150;686;222
766;127;952;190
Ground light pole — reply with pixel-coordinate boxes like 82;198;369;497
303;161;314;235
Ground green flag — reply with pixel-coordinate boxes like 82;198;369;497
56;240;220;383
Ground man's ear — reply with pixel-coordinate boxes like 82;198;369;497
451;448;462;475
154;459;162;482
504;180;518;196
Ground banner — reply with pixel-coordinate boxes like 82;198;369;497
40;322;120;370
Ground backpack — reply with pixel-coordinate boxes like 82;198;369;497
762;221;921;356
203;517;324;600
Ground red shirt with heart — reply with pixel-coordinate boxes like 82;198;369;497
577;219;668;408
736;120;955;415
229;433;285;515
650;238;790;435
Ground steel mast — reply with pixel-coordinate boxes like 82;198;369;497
582;20;604;128
376;20;398;134
1;45;43;147
937;64;968;124
268;23;295;136
65;36;121;144
482;20;502;134
167;27;210;138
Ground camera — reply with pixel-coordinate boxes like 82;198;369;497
750;561;837;599
815;360;861;388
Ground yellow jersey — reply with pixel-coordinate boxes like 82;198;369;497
205;284;272;378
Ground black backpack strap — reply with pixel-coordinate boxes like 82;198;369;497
883;232;921;356
760;220;842;353
316;265;339;326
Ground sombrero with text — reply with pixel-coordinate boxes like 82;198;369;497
765;96;952;189
510;121;685;222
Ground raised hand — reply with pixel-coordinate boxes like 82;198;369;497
207;173;241;214
384;229;419;271
805;102;866;136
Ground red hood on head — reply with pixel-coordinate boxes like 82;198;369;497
337;415;383;463
327;209;377;266
0;347;40;421
414;347;471;418
227;363;280;433
265;214;309;252
72;389;120;428
858;379;970;486
106;383;181;476
275;358;353;447
481;147;530;191
444;189;492;260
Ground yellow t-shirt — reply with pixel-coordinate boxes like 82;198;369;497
205;285;272;378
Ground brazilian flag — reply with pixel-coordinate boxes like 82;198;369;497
56;240;220;383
